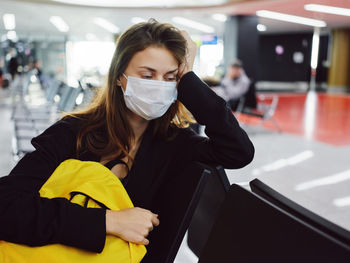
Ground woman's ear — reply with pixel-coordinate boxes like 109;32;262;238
116;79;121;86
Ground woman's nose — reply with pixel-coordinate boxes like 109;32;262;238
154;75;164;81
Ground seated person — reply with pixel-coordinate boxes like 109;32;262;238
0;20;254;262
212;59;250;111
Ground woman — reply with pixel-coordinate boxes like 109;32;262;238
0;20;254;255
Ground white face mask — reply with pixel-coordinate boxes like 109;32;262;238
121;74;178;120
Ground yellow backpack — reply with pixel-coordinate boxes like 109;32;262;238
0;159;147;263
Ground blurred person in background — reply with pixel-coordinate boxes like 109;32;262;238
0;19;254;261
33;60;43;86
7;48;19;80
212;59;250;111
33;60;42;78
0;58;9;88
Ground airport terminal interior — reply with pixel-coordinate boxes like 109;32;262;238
0;0;350;262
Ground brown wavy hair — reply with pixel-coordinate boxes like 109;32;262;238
63;19;194;162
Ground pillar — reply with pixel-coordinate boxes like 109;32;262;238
328;29;350;91
223;15;259;81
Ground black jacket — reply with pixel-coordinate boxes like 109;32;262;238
0;72;254;253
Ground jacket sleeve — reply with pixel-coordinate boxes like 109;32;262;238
0;118;106;253
177;71;255;169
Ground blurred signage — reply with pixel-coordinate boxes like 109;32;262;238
201;35;218;45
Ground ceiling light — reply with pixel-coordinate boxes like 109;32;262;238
131;17;146;24
51;0;168;7
51;0;226;8
52;0;140;7
257;24;267;31
212;14;227;22
305;4;350;17
93;17;119;33
256;10;327;27
50;16;69;32
3;14;16;30
172;17;214;33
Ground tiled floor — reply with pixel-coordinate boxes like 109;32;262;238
239;92;350;146
1;89;349;262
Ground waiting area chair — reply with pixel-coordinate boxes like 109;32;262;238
198;183;350;262
236;81;281;132
10;71;96;159
187;164;230;257
250;178;350;250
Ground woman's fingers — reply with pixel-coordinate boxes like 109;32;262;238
151;213;160;227
105;208;160;245
142;238;150;246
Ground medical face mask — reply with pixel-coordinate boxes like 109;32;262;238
121;74;178;120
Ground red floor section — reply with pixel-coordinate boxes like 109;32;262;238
237;92;350;146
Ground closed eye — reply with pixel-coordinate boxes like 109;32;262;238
165;73;177;81
142;75;153;79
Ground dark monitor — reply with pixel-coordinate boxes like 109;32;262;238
187;165;230;257
250;178;350;249
199;184;350;263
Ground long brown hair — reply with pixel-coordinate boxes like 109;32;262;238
63;19;194;161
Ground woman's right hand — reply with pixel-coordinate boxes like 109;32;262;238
106;207;160;245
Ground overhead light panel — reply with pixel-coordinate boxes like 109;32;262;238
94;17;119;33
172;17;215;33
131;17;146;24
3;14;16;30
212;14;227;22
50;16;69;32
305;4;350;17
51;0;226;8
256;10;327;27
53;0;145;7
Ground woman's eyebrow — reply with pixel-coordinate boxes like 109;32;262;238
138;66;178;74
166;68;179;74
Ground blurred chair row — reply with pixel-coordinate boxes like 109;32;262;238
9;72;97;160
202;76;281;132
